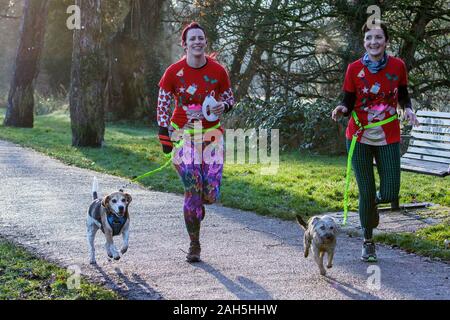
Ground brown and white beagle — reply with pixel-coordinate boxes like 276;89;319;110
86;177;132;264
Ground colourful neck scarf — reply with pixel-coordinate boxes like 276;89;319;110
362;52;389;74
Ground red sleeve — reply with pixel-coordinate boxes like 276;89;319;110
399;59;408;86
219;67;232;94
343;64;356;93
158;66;175;93
157;65;175;127
156;88;172;127
219;67;235;107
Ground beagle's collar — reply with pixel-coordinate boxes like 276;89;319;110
106;214;126;236
102;205;127;236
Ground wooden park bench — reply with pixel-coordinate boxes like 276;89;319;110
378;110;449;212
400;110;450;177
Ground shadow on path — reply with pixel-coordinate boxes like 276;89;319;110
194;262;273;300
324;277;381;300
91;264;164;300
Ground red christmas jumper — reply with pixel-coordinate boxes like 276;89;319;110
157;57;235;130
343;56;408;145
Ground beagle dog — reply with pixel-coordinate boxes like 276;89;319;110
86;177;132;264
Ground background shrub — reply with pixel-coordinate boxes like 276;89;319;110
224;97;348;154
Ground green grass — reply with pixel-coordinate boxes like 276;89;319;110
0;239;120;300
0;108;448;261
375;220;450;262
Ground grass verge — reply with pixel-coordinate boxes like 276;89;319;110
375;220;450;262
0;239;120;300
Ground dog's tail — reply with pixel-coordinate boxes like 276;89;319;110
295;214;308;229
92;177;99;200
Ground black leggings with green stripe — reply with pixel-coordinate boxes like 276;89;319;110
346;140;401;240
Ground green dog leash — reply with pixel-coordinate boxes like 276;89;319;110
130;151;176;182
130;122;222;183
343;111;398;225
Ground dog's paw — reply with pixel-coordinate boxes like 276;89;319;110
105;244;113;258
111;249;121;260
120;247;128;254
304;252;309;258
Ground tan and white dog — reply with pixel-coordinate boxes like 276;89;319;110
296;214;338;276
87;177;132;264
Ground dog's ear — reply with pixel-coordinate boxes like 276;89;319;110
295;215;308;229
309;216;321;227
124;193;132;204
102;195;110;208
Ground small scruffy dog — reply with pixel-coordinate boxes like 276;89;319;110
296;214;338;276
86;177;132;264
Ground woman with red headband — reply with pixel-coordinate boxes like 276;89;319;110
157;22;235;262
332;22;418;262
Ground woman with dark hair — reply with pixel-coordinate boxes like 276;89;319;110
156;22;235;262
331;22;418;262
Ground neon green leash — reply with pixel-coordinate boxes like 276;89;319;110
130;149;177;182
343;111;398;225
130;122;222;183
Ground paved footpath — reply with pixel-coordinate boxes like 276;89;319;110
0;140;449;300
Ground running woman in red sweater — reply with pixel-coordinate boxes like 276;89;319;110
157;22;235;262
332;22;418;262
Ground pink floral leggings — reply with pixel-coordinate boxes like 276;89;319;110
172;133;224;242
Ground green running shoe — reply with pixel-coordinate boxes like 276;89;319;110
361;241;377;262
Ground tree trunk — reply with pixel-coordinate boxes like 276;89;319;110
69;0;105;147
235;0;280;101
399;5;432;72
229;0;262;90
263;51;274;101
333;1;369;69
3;0;49;128
104;0;166;121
